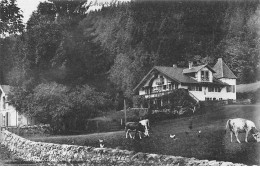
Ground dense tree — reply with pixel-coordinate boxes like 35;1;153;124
0;0;24;35
7;0;115;132
5;0;260;131
9;82;113;133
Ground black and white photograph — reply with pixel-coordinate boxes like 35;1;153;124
0;0;260;166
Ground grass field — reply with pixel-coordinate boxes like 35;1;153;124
237;81;260;93
30;104;260;165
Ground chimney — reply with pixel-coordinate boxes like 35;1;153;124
189;61;193;69
172;64;177;68
218;58;223;62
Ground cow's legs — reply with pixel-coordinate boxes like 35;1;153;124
230;131;233;142
126;129;133;139
139;131;142;140
126;129;129;138
234;131;241;143
145;127;149;136
129;130;133;139
245;130;249;142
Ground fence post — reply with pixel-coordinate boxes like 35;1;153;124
124;99;127;124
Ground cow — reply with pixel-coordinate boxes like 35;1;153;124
125;122;148;140
99;139;105;148
139;119;150;137
225;118;260;143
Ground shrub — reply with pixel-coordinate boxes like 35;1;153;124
237;88;260;104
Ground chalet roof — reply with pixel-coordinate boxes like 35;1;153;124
213;58;237;79
155;66;198;84
133;65;228;92
183;64;216;74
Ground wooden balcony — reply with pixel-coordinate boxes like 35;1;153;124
144;90;173;98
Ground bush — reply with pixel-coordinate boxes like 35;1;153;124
237;88;260;104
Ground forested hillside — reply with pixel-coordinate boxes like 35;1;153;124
0;0;260;132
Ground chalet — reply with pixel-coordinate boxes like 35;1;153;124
134;58;236;106
0;85;35;129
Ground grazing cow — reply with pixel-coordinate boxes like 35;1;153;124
125;122;148;139
170;134;178;140
139;119;150;137
226;118;260;143
99;139;105;148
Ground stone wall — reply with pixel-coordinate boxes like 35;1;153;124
0;130;246;166
3;124;52;138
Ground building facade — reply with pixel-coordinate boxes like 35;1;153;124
0;85;35;129
134;58;237;103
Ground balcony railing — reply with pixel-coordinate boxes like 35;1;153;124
201;77;209;82
144;90;174;98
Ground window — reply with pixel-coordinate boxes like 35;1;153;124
163;85;167;90
209;87;214;92
3;116;5;126
227;85;235;93
168;84;172;90
188;85;202;91
5;112;9;126
209;87;220;92
201;71;209;81
215;87;221;92
3;96;6;109
145;88;150;94
160;76;164;84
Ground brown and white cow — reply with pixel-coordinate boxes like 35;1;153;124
139;119;150;137
225;118;260;143
125;122;148;139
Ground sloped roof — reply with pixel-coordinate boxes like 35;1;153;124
133;65;228;92
0;85;11;94
183;64;216;74
155;66;198;84
213;58;237;79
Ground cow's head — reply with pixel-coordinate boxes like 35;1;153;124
252;133;260;142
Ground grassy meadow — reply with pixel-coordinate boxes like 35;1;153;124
30;104;260;165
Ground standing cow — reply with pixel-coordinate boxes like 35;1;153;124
225;118;260;143
139;119;150;137
125;122;149;139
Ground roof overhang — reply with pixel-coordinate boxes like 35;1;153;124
133;67;181;92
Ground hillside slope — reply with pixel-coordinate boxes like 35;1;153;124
237;81;260;93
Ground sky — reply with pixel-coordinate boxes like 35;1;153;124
16;0;130;24
16;0;46;24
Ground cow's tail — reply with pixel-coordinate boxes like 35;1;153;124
225;119;231;134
